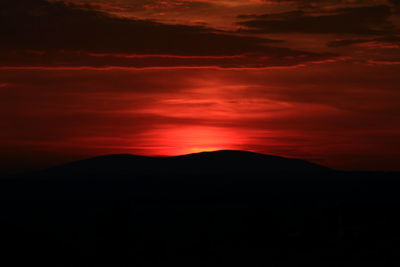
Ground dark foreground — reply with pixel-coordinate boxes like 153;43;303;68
1;151;399;266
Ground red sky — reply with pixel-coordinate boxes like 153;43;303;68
1;0;400;172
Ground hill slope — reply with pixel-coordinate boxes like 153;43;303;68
40;150;331;179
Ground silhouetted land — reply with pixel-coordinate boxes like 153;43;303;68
1;150;399;266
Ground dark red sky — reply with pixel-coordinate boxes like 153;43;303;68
1;0;400;172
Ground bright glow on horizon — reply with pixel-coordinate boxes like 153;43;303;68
142;126;242;156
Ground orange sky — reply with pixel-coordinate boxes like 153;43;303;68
1;0;400;172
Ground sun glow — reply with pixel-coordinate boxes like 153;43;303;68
148;126;242;155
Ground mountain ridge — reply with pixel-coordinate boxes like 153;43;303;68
41;150;331;178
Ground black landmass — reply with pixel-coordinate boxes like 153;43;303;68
1;150;399;266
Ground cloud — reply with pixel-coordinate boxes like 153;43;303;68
0;49;337;69
238;5;396;35
388;0;400;7
0;0;261;55
0;0;337;68
328;35;400;48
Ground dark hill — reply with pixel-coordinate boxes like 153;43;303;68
40;150;330;179
1;151;399;266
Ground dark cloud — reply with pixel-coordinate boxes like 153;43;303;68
263;0;392;12
0;0;335;67
388;0;400;6
328;35;400;47
0;0;260;55
0;49;335;69
238;5;395;35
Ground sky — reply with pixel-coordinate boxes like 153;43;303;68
1;0;400;172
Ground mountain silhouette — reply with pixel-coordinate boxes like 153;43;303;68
1;150;399;266
42;150;331;179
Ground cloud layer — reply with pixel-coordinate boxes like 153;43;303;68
238;5;394;34
0;0;337;68
1;63;400;172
